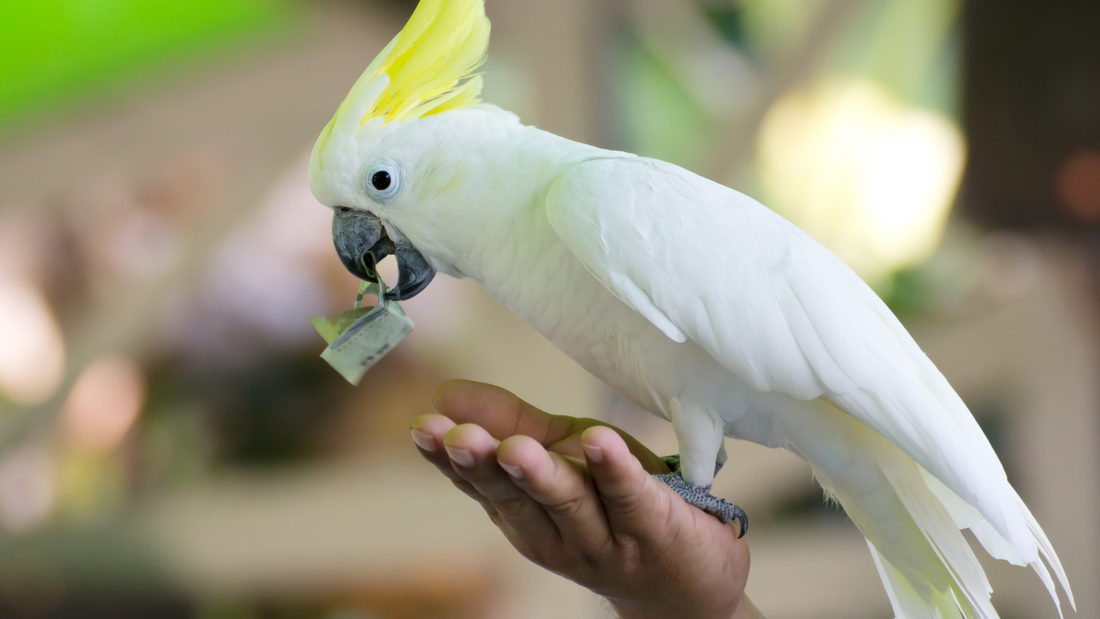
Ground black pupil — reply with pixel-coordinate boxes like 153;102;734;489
372;171;392;191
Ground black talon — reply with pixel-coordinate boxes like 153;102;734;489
655;454;748;538
727;504;748;539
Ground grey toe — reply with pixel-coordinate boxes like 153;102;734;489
655;455;748;538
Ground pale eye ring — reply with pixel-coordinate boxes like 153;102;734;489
365;160;402;203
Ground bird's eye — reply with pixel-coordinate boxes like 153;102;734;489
364;161;402;203
372;171;392;191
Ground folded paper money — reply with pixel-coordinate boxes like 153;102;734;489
311;272;414;386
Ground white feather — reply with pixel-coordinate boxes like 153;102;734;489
309;101;1073;616
545;155;1073;616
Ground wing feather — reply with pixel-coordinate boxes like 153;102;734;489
545;156;1038;562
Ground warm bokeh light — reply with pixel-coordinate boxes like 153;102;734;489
0;280;66;406
757;78;966;285
1055;149;1100;222
61;356;146;453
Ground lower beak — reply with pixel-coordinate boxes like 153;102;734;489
332;208;436;301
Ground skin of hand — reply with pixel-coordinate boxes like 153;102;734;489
410;380;761;619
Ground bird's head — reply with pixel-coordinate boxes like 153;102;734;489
308;0;490;300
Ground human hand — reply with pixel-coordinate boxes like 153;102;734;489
410;380;759;619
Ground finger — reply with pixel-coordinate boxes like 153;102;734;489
548;428;670;475
410;414;460;477
580;425;672;540
434;380;576;445
435;381;671;473
410;414;494;511
497;435;613;555
443;423;561;547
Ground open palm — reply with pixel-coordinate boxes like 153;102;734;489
410;380;759;619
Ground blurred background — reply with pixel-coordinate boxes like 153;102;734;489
0;0;1097;617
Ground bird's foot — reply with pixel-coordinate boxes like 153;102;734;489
655;455;748;538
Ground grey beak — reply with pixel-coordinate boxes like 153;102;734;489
332;207;436;301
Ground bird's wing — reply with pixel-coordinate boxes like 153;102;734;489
545;156;1033;558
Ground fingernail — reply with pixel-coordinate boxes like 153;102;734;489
411;430;436;453
500;462;525;480
446;446;475;468
581;442;604;464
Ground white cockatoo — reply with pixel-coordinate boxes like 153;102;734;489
307;1;1074;616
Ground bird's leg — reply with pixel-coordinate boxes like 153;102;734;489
656;403;747;537
654;455;748;537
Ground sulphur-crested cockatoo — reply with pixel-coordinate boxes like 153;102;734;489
308;1;1073;616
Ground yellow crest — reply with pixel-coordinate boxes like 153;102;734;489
313;0;490;165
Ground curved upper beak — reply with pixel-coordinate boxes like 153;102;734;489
332;208;436;301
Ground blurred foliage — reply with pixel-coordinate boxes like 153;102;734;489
769;484;848;525
737;0;825;57
881;266;941;320
0;0;290;131
0;527;185;608
196;602;386;619
634;0;960;161
831;0;961;114
196;355;346;467
142;353;348;470
613;32;712;172
700;3;749;49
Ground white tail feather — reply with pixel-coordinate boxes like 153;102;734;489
816;451;997;619
881;459;998;619
782;399;1072;618
805;426;1072;618
869;539;967;619
923;470;1074;617
1015;492;1075;612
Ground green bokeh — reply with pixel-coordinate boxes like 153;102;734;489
0;0;289;128
613;33;711;171
739;0;962;112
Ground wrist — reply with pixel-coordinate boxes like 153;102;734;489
731;596;764;619
611;595;762;619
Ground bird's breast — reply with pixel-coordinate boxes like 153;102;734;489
471;210;716;418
